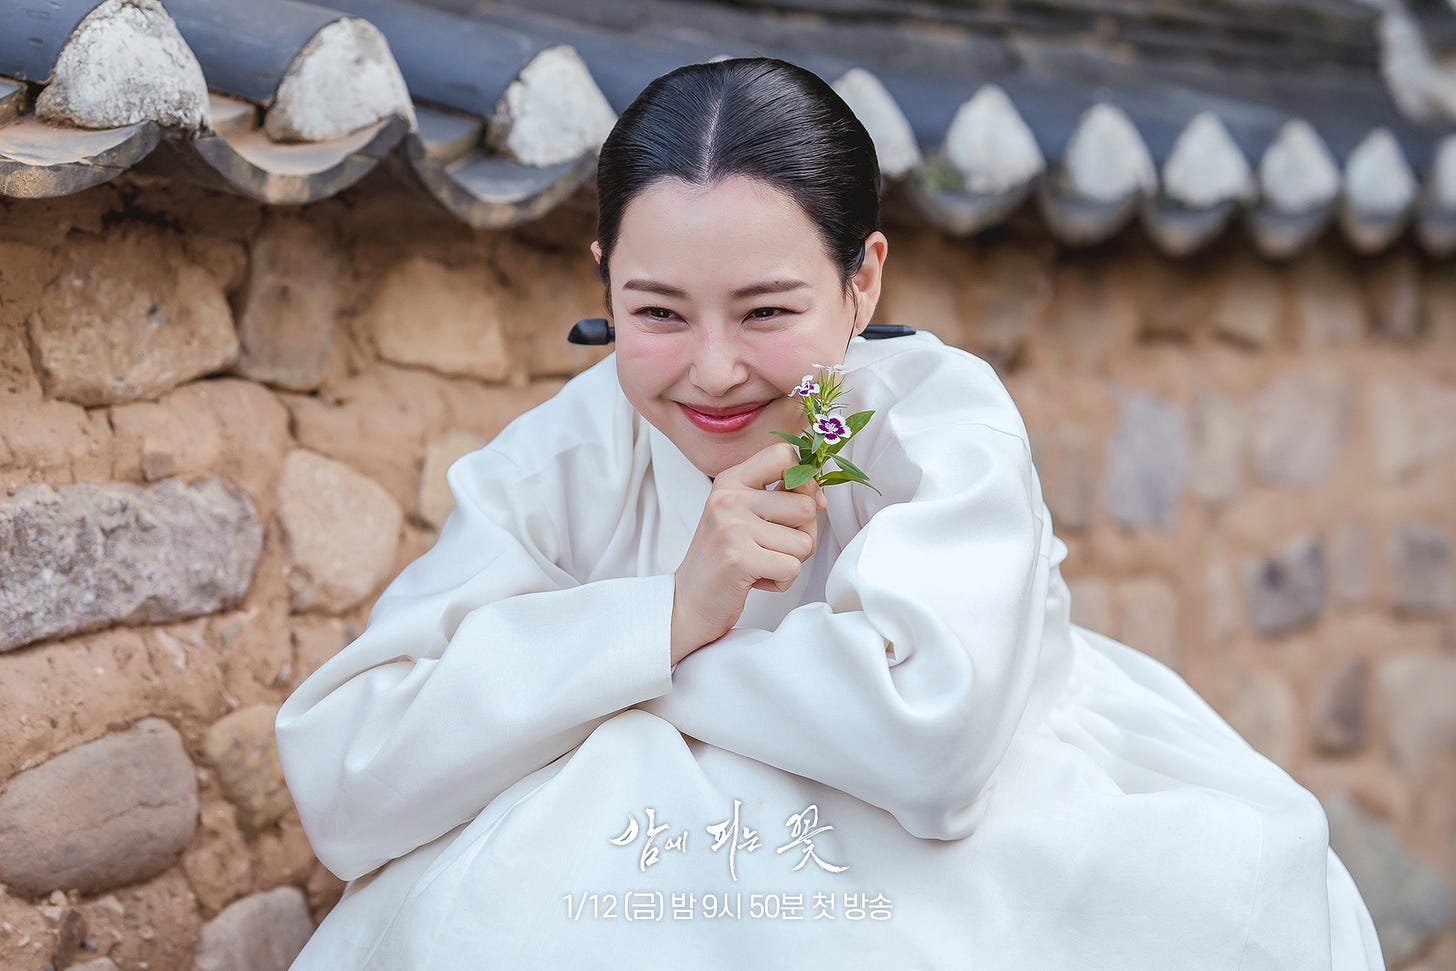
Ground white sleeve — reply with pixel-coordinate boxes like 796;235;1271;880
637;419;1050;842
274;446;676;882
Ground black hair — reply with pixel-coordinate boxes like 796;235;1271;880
594;56;882;340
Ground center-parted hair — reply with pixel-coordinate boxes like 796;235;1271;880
594;56;882;320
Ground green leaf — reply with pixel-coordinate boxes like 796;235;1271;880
832;454;869;481
817;471;856;486
845;410;874;434
783;464;819;490
768;430;812;449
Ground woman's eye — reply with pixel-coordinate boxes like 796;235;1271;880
638;307;678;321
748;307;787;321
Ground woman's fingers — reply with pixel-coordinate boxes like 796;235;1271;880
716;441;801;491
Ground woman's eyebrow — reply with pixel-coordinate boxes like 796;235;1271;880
622;278;811;299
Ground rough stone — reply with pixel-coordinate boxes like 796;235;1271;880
109;391;221;484
868;232;973;351
1102;387;1189;530
1368;376;1456;483
282;365;559;513
419;429;489;530
490;237;614;380
1387;521;1453;616
182;799;255;915
0;396;113;487
203;704;292;832
1066;576;1114;634
366;256;512;382
1365;251;1422;341
1039;421;1095;532
964;243;1051;370
48;902;89;970
1423;265;1456;347
1189;390;1244;506
1324;791;1453;967
1044;258;1139;374
1243;533;1325;635
1328;520;1373;607
1135;251;1217;341
277;448;403;613
0;885;53;969
1204;547;1238;649
0;477;262;653
1312;656;1369;755
70;870;201;970
251;814;317;892
1249;367;1352;488
1211;252;1283;348
1117;576;1181;671
25;227;238;405
306;860;347;921
1289;248;1368;347
1379;653;1456;772
109;378;292;520
193;885;315;971
231;220;344;392
0;718;198;896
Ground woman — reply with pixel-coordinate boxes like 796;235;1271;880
276;57;1383;968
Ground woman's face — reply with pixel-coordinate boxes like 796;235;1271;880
593;174;887;480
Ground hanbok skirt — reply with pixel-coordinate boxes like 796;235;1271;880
288;623;1384;970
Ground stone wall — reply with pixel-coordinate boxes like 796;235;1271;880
0;169;1451;969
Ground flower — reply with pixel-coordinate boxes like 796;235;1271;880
767;363;881;496
813;414;850;444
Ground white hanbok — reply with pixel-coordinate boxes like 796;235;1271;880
275;330;1383;970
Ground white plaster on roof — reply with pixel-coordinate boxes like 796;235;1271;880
1259;119;1341;211
943;85;1045;193
832;68;922;178
1062;102;1157;201
1344;127;1417;213
1429;135;1456;209
1163;111;1254;208
265;17;416;143
35;0;210;132
488;45;617;167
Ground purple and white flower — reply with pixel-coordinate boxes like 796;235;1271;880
814;414;851;444
792;374;820;397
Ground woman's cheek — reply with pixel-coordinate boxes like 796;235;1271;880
758;332;824;385
618;339;680;395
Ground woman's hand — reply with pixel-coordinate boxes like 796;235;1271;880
671;442;827;666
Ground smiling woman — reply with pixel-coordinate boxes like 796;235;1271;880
593;172;885;480
275;56;1384;971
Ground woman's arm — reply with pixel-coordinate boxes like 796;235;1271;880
274;446;675;883
638;419;1052;842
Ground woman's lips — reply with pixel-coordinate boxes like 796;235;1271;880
679;401;769;432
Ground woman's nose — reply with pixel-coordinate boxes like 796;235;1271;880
690;334;747;395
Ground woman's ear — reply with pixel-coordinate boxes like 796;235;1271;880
852;232;889;335
590;240;603;265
